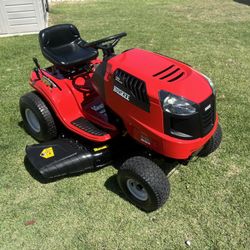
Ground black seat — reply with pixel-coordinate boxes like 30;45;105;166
39;24;98;68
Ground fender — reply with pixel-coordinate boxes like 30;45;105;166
30;70;112;142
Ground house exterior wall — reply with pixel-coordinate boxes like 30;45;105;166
0;0;48;35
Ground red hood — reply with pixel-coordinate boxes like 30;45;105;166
109;48;212;104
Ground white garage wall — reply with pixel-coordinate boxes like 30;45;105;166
0;0;48;35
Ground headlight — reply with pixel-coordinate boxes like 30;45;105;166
160;91;197;116
201;73;215;94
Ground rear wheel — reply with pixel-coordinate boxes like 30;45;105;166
117;156;170;212
19;92;57;141
199;124;222;157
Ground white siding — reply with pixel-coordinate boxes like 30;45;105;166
0;0;48;35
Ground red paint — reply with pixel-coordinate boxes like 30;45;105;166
30;48;218;159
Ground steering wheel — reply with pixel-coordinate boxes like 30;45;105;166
82;32;127;50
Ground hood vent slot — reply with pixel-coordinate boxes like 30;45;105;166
152;65;174;77
153;65;184;82
159;68;180;80
168;72;184;82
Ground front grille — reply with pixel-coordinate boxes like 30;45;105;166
114;69;149;111
153;65;185;82
114;69;148;104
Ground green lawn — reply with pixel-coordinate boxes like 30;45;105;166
0;0;249;249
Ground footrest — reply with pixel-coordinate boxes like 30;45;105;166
71;117;108;136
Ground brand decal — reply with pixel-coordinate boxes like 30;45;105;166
115;76;123;84
205;104;211;112
40;147;55;159
113;86;130;101
93;145;108;152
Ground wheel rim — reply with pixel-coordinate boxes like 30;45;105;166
25;108;41;133
126;179;148;201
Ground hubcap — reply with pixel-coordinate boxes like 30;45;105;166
126;179;148;201
25;109;41;133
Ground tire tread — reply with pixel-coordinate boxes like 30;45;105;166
118;156;170;211
19;91;57;141
199;124;222;157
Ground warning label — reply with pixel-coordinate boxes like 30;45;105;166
40;147;55;159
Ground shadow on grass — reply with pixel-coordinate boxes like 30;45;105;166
18;121;24;129
234;0;250;6
104;174;125;200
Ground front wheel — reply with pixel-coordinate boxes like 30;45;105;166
19;92;57;142
199;123;222;157
117;156;170;212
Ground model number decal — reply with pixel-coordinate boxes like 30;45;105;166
113;86;130;101
205;104;211;111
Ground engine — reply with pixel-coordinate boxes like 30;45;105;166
93;48;217;159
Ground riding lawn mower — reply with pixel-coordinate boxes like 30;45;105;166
20;24;222;212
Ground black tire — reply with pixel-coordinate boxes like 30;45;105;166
117;156;170;212
19;91;57;142
199;124;222;157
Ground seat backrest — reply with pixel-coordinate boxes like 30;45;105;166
39;24;80;48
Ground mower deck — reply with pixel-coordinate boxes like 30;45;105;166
26;138;112;179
